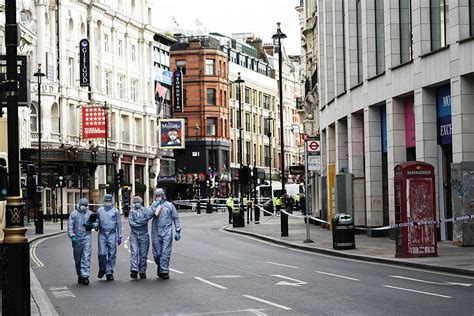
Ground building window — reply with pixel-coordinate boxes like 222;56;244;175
205;59;215;75
176;60;186;75
130;79;138;102
131;45;136;61
121;115;130;143
68;57;74;85
229;83;233;99
207;88;216;105
356;0;363;83
118;75;125;99
68;103;76;135
135;118;143;145
230;109;234;128
430;0;449;50
118;39;123;57
105;71;111;95
471;0;474;36
30;104;38;132
375;0;385;74
245;88;250;103
263;94;270;110
245;112;251;132
246;142;251;164
104;34;109;53
399;0;412;63
206;117;217;136
253;114;256;133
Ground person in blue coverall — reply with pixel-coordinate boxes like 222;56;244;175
67;198;95;285
150;188;181;279
97;194;122;281
129;196;151;279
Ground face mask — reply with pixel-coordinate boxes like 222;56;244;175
134;202;141;209
105;201;113;207
80;205;87;211
155;197;163;203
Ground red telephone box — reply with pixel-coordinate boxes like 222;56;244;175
394;162;437;258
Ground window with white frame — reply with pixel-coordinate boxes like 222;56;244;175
131;44;136;62
205;59;215;75
130;79;138;102
118;39;123;57
430;0;449;50
206;117;217;136
68;57;74;85
105;71;111;95
30;104;38;132
118;75;125;99
104;34;109;52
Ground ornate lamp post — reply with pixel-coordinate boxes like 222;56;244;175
272;22;288;237
33;65;45;234
235;72;245;227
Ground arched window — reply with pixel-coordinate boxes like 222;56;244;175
30;103;38;132
51;103;60;134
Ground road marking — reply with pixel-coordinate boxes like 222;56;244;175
212;275;243;279
389;275;472;287
272;274;307;286
382;285;452;299
315;270;360;281
31;234;65;268
194;277;227;290
266;261;299;269
50;286;75;298
243;295;292;311
170;268;184;274
176;309;267;315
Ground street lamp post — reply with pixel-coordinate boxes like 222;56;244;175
34;65;45;234
2;0;31;313
235;72;245;227
102;101;109;193
272;22;288;237
194;124;202;214
267;117;274;210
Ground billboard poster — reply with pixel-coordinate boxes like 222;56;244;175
82;106;107;139
159;118;185;149
436;85;451;145
79;39;90;87
328;163;336;227
173;70;183;113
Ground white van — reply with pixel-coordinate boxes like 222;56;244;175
256;181;304;201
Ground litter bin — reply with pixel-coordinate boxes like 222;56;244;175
332;214;355;250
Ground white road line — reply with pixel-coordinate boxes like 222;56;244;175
382;285;452;299
194;277;227;290
272;274;307;286
266;261;299;269
50;286;75;298
31;234;65;268
243;295;292;311
315;271;360;281
389;275;472;287
123;243;129;249
212;275;243;279
170;268;184;274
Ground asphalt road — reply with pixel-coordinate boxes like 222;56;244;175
32;212;474;315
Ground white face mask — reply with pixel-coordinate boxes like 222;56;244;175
105;201;113;207
155;197;163;202
80;205;87;211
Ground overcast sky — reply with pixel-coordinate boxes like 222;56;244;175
153;0;302;55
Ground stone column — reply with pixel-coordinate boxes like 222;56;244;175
414;88;438;168
348;113;365;226
335;119;348;172
452;76;474;163
386;97;407;225
364;106;383;229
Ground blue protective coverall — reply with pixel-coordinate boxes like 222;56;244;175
67;198;94;279
129;204;150;273
150;200;181;273
97;198;122;275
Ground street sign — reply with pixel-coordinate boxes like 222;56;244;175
308;156;321;171
308;140;320;153
302;134;309;141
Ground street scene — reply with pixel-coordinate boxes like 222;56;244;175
0;0;474;315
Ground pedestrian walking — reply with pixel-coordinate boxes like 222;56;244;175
97;194;123;281
150;188;182;280
226;195;234;224
129;196;151;279
67;198;95;285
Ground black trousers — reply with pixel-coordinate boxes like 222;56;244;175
227;206;233;223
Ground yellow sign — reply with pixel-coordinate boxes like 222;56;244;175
328;163;336;230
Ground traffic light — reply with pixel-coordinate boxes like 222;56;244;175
55;175;65;188
0;158;8;200
115;169;124;188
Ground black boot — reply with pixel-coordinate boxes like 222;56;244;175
106;274;114;281
82;278;89;285
130;271;138;279
98;270;105;279
161;272;169;280
157;266;162;278
139;273;146;279
78;277;82;284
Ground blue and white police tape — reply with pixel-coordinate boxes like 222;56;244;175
367;214;474;231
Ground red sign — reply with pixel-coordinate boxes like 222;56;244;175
302;134;309;141
308;141;320;152
82;106;107;139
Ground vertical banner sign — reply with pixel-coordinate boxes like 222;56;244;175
158;118;185;149
82;106;106;139
79;39;90;87
0;55;28;105
173;70;183;113
328;163;336;228
437;85;451;145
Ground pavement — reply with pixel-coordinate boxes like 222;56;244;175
225;211;474;276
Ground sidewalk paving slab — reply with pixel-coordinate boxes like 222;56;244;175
225;215;474;276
